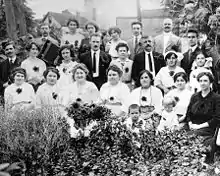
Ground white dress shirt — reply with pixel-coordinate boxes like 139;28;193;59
91;49;100;78
163;32;172;54
9;56;16;63
133;35;142;48
144;51;156;77
189;45;198;52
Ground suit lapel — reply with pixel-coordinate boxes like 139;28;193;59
166;34;174;51
88;52;93;72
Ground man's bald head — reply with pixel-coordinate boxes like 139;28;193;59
163;18;173;33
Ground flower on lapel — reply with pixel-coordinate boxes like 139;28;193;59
62;68;67;73
33;66;39;72
109;96;114;101
169;71;175;77
16;88;22;94
124;67;129;73
52;92;58;100
141;96;147;102
76;98;82;102
174;96;180;102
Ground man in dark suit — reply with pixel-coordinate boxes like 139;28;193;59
181;28;201;77
79;33;111;89
0;41;23;96
131;35;166;87
126;21;143;60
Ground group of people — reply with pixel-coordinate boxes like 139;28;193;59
1;17;220;163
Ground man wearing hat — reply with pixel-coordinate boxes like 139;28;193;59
0;41;23;96
181;28;201;77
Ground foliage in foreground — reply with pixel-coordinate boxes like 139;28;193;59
0;107;70;175
0;104;218;175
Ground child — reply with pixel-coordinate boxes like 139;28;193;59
125;104;145;134
140;105;160;130
190;52;213;93
157;96;179;132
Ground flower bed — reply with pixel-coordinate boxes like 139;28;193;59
0;104;219;175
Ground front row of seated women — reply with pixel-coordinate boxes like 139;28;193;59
4;63;220;162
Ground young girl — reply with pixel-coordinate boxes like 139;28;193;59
190;52;213;93
56;45;77;90
157;96;179;132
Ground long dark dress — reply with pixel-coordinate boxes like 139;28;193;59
186;91;220;162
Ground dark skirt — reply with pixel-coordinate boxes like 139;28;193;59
189;127;217;163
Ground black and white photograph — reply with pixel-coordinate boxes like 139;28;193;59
1;0;220;175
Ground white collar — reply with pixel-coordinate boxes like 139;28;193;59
9;55;16;62
133;35;142;40
163;31;172;36
116;58;130;62
190;45;198;52
144;51;152;55
91;49;100;54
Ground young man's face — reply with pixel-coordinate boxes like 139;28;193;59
118;47;128;59
129;108;140;122
5;44;16;58
132;24;142;36
90;36;101;51
188;32;198;47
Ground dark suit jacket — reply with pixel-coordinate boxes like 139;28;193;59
79;50;111;89
131;51;165;85
181;47;201;77
0;56;22;95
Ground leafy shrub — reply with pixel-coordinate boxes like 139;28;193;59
0;107;70;175
0;103;216;175
51;103;211;175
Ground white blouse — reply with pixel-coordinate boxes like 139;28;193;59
166;88;193;116
36;83;63;108
56;61;77;90
61;81;99;107
110;58;133;82
157;110;179;132
129;86;163;114
4;82;35;110
21;58;46;83
189;67;212;93
154;66;185;88
99;82;130;114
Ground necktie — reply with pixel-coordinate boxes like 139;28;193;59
134;37;138;54
148;53;153;72
9;59;13;67
93;52;96;73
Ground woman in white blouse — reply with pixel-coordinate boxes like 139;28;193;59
56;44;78;91
129;70;163;114
154;51;185;94
21;42;46;92
4;67;35;112
110;42;133;90
36;67;63;109
61;63;99;107
99;65;130;115
166;72;193;126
